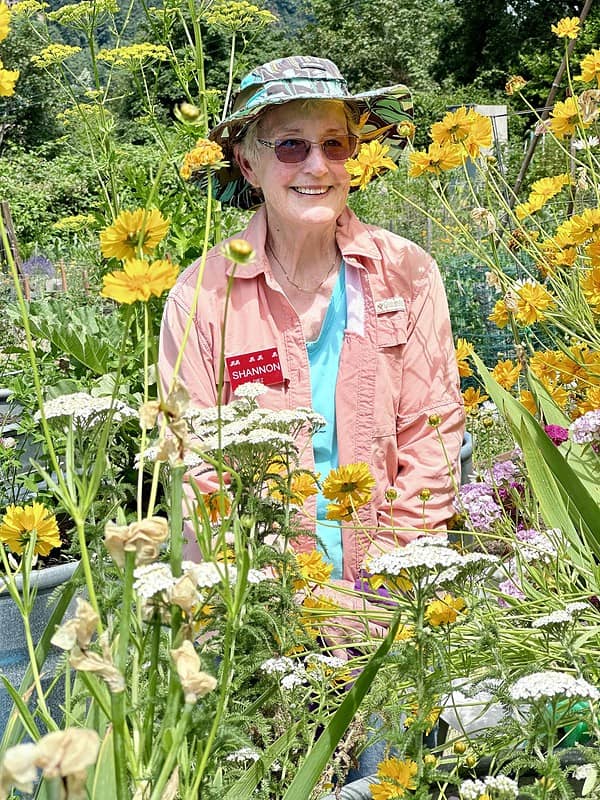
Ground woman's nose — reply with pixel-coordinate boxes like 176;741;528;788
303;143;329;173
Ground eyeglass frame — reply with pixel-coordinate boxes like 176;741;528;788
257;134;358;163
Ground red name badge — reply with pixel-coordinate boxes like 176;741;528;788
226;347;284;392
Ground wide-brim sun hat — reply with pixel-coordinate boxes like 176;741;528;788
208;56;413;210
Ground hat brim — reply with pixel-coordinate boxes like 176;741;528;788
208;85;413;210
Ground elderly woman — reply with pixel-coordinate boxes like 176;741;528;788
159;56;464;583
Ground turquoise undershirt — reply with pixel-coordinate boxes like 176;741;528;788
306;262;347;579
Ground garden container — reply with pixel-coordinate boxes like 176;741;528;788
0;559;79;733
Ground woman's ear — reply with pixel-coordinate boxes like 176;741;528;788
234;145;259;187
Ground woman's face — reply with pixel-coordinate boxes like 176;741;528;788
236;101;353;232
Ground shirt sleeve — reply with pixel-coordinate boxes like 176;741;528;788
369;258;465;555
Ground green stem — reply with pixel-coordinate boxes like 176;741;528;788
143;614;162;763
74;516;102;632
110;690;130;800
149;704;194;800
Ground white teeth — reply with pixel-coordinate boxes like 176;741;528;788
294;187;328;195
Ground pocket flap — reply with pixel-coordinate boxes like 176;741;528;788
377;311;408;348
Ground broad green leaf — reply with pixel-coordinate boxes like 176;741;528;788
527;370;597;494
518;421;589;569
472;353;600;557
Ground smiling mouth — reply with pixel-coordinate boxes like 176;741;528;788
292;187;330;195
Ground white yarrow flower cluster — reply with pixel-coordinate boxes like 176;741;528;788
532;601;588;629
261;657;296;675
460;775;518;800
37;392;136;424
261;656;307;689
437;552;500;586
183;560;236;588
234;382;268;399
368;538;464;576
225;747;261;763
133;563;177;598
306;654;346;669
509;671;600;702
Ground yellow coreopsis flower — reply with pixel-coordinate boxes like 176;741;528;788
577;48;600;87
430;107;492;158
581;265;600;312
515;280;556;325
270;471;319;505
580;386;600;414
431;106;475;145
0;502;61;556
425;593;466;626
325;502;354;521
101;258;178;304
570;207;600;244
519;389;538;415
488;298;509;328
492;359;522;390
455;338;474;377
344;140;397;190
515;194;546;220
0;1;10;41
551;16;581;39
408;141;464;177
550;95;589;139
322;462;375;507
0;63;18;97
294;550;334;587
462;386;488;413
554;218;578;247
530;349;562;381
372;758;418;800
587;240;600;265
99;208;170;261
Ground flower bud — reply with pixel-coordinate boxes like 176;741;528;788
177;101;202;122
222;238;255;265
418;488;432;502
453;741;467;754
397;120;416;139
384;487;398;502
427;414;442;428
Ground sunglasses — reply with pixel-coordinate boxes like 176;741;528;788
257;135;358;164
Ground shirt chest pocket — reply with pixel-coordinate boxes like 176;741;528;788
374;311;408;436
377;311;408;349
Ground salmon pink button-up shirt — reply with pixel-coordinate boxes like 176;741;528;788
159;206;465;582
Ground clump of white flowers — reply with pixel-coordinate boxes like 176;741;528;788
509;671;599;702
37;392;136;424
460;775;518;800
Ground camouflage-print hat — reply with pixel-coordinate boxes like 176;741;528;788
208;56;413;210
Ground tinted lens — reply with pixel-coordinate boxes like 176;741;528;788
273;139;311;163
272;136;357;163
322;135;357;160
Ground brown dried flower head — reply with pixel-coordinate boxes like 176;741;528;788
105;516;169;567
51;598;99;651
171;639;217;703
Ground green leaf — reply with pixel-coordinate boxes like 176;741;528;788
472;353;600;558
282;612;404;800
222;722;303;800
